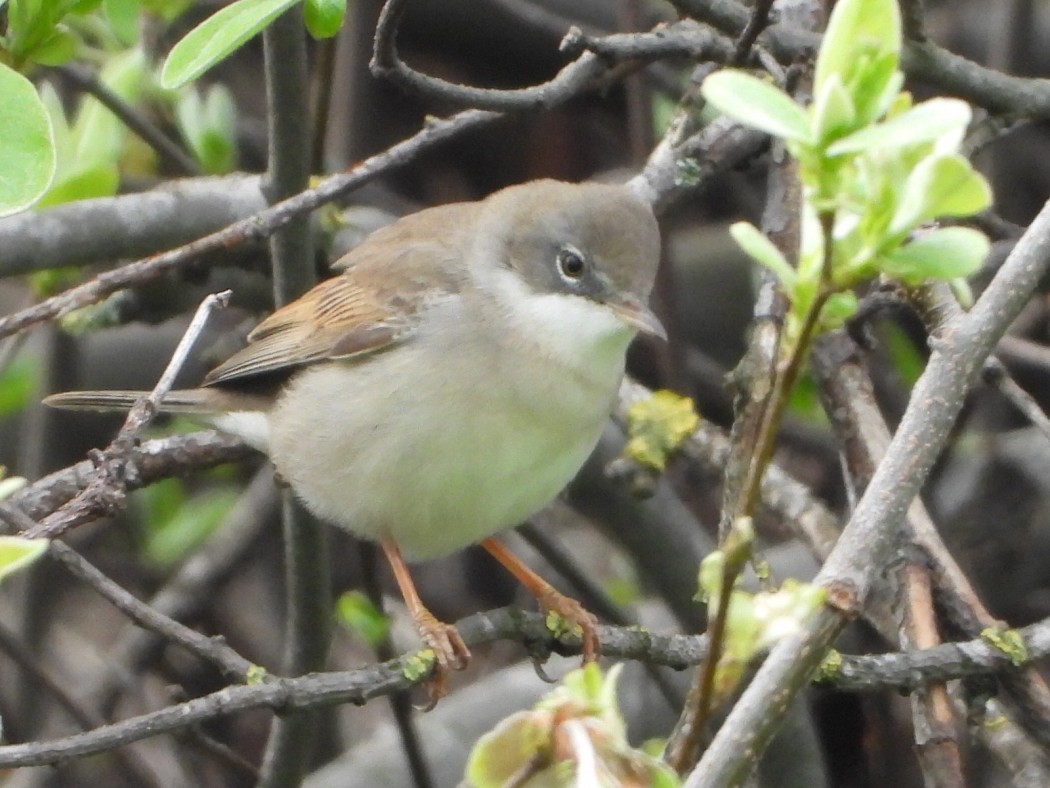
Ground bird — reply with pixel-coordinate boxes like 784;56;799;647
46;178;664;699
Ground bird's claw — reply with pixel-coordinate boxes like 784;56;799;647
539;590;600;663
413;610;470;709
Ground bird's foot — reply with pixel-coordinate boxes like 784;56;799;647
412;609;470;709
538;589;600;663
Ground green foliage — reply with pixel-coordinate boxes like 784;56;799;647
402;650;435;682
0;536;48;585
701;70;810;143
0;65;56;217
697;518;826;702
2;0;95;67
335;590;389;647
881;323;924;386
102;0;142;45
0;471;45;586
160;0;349;87
37;48;147;208
304;0;346;39
701;0;991;345
466;663;680;787
160;0;300;88
134;477;239;566
0;356;37;417
175;84;237;173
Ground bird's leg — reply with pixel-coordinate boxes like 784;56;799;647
379;538;470;705
480;536;599;662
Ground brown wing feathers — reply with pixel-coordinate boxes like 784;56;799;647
203;202;476;388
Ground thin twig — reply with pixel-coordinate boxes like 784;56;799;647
25;290;232;540
371;0;734;111
0;431;253;532
53;64;202;176
10;606;1050;770
47;540;260;681
0;621;163;787
898;551;965;786
0;109;500;341
731;0;775;65
688;195;1050;788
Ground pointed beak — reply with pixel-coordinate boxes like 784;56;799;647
608;296;667;341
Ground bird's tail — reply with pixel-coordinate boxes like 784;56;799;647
43;390;217;414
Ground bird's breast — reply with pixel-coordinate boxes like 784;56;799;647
266;325;626;559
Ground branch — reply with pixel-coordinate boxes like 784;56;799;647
53;63;202;176
256;9;332;785
0;109;501;341
372;0;735;111
687;196;1050;787
0;175;266;276
0;431;253;530
25;291;231;539
8;606;1050;770
671;0;1050;120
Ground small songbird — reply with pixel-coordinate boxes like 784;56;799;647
46;179;664;698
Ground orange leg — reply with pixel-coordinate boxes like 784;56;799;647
481;536;599;661
380;538;470;704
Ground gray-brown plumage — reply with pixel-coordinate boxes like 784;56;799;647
46;179;663;696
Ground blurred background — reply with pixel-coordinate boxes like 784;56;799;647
1;0;1050;786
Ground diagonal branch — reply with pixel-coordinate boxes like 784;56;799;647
687;196;1050;787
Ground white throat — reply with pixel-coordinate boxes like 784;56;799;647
486;267;635;376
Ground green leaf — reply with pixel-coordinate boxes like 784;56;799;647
160;0;300;88
37;48;145;207
104;0;142;45
879;227;989;284
72;47;146;165
304;0;345;38
849;52;903;125
0;356;36;416
815;0;900;99
0;537;48;584
729;222;796;288
69;0;104;13
810;73;856;144
701;70;811;143
36;163;119;208
141;485;239;565
818;290;859;330
27;27;78;65
0;475;28;503
466;709;552;788
882;322;924;386
176;85;237;173
141;0;193;20
826;98;971;156
890;154;992;236
0;65;56;217
335;590;389;647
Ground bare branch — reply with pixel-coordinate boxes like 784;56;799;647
0;109;500;340
25;291;231;540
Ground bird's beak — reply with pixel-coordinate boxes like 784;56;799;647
608;296;667;341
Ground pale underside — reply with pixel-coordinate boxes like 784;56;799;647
259;282;633;558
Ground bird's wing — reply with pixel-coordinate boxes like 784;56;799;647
203;207;474;387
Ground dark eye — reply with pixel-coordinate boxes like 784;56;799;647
556;246;586;280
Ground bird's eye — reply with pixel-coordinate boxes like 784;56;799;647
556;247;586;280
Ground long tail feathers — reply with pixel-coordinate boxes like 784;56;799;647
43;390;216;413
